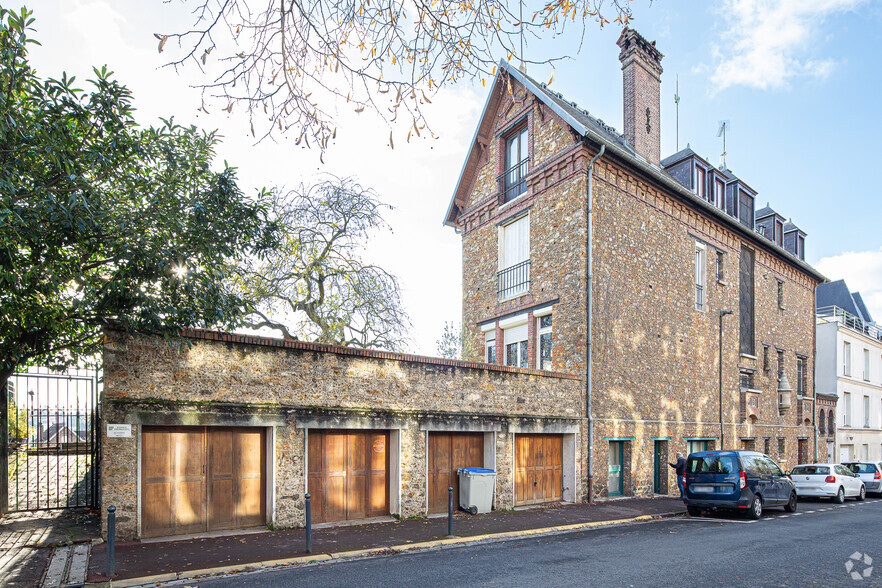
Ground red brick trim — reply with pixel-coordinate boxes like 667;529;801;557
109;326;580;381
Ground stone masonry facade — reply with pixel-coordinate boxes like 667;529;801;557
449;30;822;501
101;328;582;540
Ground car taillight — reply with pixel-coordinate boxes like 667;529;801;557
875;471;881;480
739;471;747;489
825;475;836;483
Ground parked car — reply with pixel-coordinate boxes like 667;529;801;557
683;451;797;520
843;461;882;495
789;463;866;503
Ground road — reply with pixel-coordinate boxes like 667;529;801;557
184;497;882;587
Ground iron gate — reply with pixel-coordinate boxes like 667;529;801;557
5;368;100;512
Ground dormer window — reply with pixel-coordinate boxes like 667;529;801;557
714;179;725;209
501;124;529;203
694;166;706;200
775;219;783;246
738;189;754;229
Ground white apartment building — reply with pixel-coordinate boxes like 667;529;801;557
816;280;882;463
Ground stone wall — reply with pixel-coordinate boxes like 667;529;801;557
100;329;582;540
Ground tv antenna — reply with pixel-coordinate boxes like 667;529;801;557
518;0;525;73
717;120;730;169
674;76;681;151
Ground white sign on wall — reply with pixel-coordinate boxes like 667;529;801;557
107;424;132;438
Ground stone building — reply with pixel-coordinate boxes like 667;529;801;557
101;328;582;540
443;28;824;498
816;280;882;462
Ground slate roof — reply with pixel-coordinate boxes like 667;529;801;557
816;279;874;323
755;204;783;220
442;59;825;283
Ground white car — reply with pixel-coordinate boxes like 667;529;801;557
789;463;866;503
843;461;882;495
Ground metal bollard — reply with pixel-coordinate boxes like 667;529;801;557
106;505;116;578
305;493;312;553
448;486;453;536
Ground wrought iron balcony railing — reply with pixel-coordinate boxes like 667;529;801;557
497;157;529;203
498;259;530;299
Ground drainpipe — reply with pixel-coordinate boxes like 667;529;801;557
585;143;605;502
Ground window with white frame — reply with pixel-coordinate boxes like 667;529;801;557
503;321;528;368
498;214;530;299
843;341;852;376
536;313;553;371
484;331;496;364
864;395;870;427
714;179;725;209
864;349;870;381
694;242;706;312
862;444;869;460
694;166;706;200
844;392;852;426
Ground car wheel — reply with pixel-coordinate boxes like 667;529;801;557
748;495;762;520
857;486;866;502
834;487;845;504
784;492;797;513
687;506;702;517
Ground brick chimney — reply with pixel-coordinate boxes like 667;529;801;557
616;28;664;167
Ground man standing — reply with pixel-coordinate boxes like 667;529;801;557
669;452;687;498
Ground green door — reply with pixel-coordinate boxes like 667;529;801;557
608;442;624;497
653;441;663;494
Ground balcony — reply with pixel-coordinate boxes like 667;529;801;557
817;305;882;342
498;259;530;299
497;157;530;204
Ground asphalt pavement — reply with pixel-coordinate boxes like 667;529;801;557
181;497;882;587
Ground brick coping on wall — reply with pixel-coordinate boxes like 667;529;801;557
108;326;581;381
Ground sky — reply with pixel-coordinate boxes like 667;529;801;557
25;0;882;354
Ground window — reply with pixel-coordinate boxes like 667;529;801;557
762;345;770;373
536;314;553;371
714;179;725;209
694;243;707;312
864;395;870;428
862;444;869;460
844;392;852;426
694;166;706;200
687;440;710;455
776;280;784;309
775;219;783;247
740;370;754;390
715;251;724;282
763;438;770;455
485;331;496;364
796;357;807;395
777;350;784;379
498;214;530;298
843;341;852;376
819;410;826;435
503;321;528;368
738;189;754;229
829;410;835;432
864;349;870;381
502;126;529;202
738;247;755;355
777;438;785;455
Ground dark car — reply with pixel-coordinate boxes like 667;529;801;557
683;450;797;520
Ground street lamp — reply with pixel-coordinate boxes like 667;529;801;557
719;310;733;449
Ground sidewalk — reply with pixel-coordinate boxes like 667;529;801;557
0;508;99;588
87;497;684;584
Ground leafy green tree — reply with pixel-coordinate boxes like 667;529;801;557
233;177;411;350
0;6;277;387
6;403;27;440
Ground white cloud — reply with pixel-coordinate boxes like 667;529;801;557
709;0;866;92
815;248;882;322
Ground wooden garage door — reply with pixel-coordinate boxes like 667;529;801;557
427;432;484;514
141;426;266;539
514;434;563;506
307;430;389;524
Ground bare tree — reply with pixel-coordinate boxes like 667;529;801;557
156;0;638;150
435;321;477;360
232;176;411;350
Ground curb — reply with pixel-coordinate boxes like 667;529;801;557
107;510;685;587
